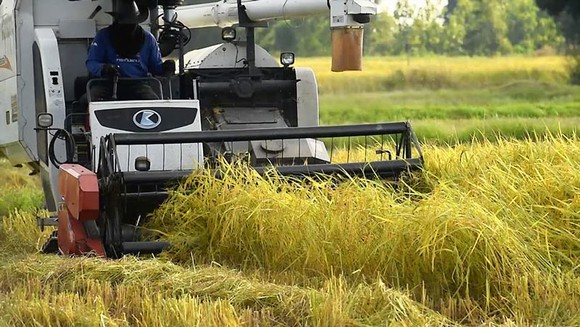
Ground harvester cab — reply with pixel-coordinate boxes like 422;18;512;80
0;0;423;258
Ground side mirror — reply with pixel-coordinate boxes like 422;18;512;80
36;113;53;128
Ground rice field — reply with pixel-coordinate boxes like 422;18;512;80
0;56;579;326
301;56;580;142
298;56;570;94
1;134;579;326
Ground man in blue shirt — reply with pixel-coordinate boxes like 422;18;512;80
86;0;174;101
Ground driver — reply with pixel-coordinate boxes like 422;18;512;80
86;0;174;101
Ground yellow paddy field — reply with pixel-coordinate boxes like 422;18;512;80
1;133;578;326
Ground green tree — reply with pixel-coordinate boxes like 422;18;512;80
465;1;511;55
295;17;331;56
442;0;562;56
393;0;416;54
364;13;397;55
536;0;580;83
445;0;459;22
506;0;539;53
441;0;469;54
413;0;445;54
536;0;580;45
257;17;331;57
179;0;565;59
506;0;563;53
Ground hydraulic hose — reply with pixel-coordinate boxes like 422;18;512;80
48;129;76;168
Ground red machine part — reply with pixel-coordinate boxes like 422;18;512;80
57;164;106;257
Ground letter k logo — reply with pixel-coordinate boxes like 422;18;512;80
133;110;161;129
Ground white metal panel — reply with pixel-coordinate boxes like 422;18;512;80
33;27;68;209
33;0;113;28
0;0;19;150
295;67;319;127
0;77;19;147
183;43;278;69
34;28;66;132
89;100;204;172
0;0;17;83
58;19;96;39
16;0;39;162
330;0;377;28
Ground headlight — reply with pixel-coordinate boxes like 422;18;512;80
221;27;237;42
280;52;295;67
134;156;151;172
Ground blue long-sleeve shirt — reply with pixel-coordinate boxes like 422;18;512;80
86;27;163;78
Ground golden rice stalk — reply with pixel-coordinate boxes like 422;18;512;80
0;254;449;326
147;134;579;322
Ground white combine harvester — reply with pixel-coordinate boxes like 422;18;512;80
0;0;422;257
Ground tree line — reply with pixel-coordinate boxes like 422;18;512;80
254;0;567;57
181;1;574;56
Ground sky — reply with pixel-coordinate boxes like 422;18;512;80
380;0;448;14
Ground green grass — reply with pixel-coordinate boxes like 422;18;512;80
318;81;580;143
317;84;580;143
320;83;580;123
0;159;43;216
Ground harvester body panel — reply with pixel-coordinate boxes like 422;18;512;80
0;0;20;160
89;99;203;172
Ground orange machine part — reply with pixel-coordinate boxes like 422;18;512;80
57;164;105;257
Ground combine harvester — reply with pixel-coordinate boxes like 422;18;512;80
0;0;422;257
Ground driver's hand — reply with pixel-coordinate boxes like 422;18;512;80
162;60;176;76
101;64;120;78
